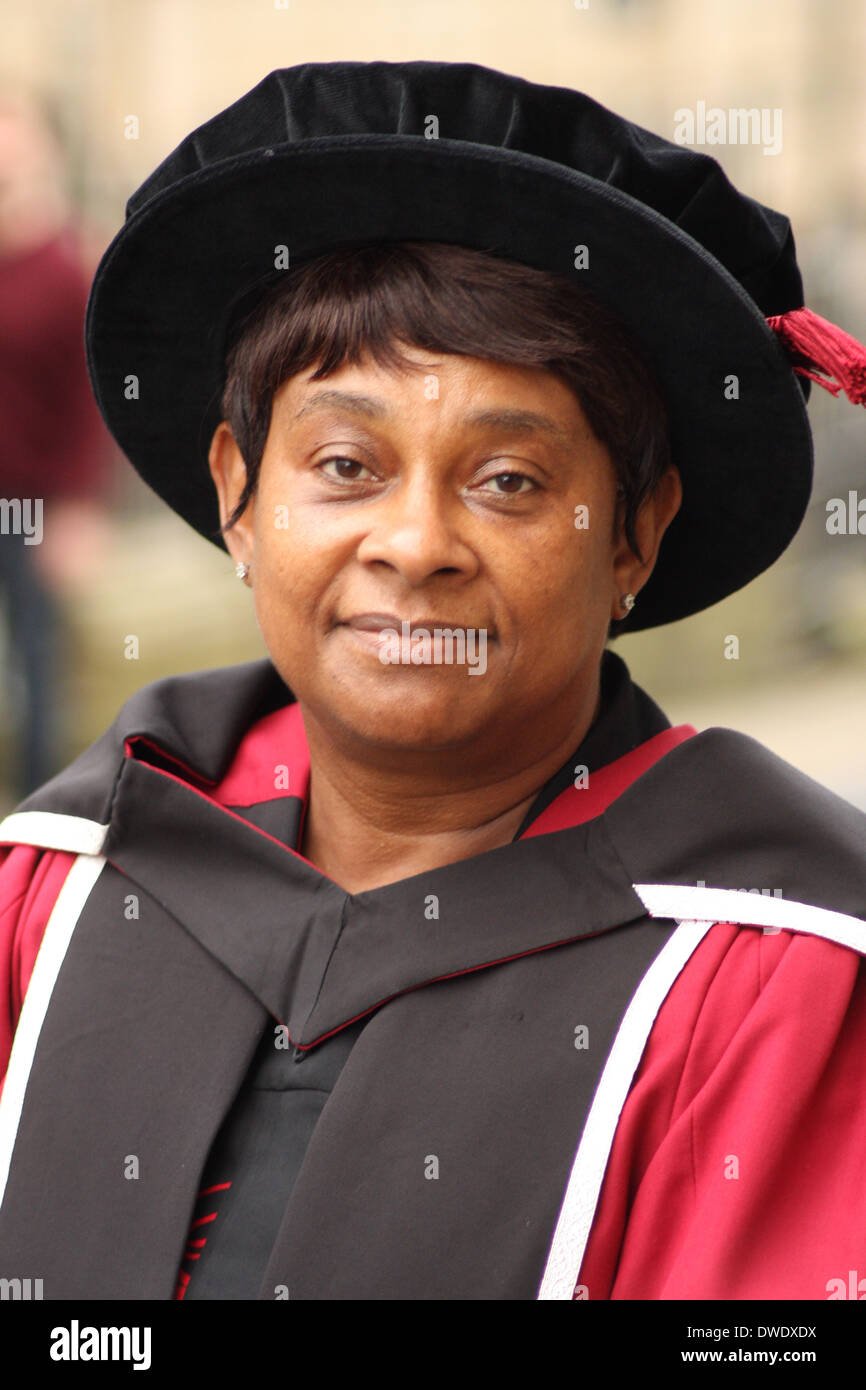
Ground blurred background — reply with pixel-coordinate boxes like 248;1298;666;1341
1;0;864;815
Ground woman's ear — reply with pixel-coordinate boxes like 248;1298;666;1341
208;420;254;565
612;465;683;608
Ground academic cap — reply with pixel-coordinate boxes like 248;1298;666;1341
84;60;866;630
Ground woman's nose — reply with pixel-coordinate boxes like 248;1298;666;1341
354;479;479;585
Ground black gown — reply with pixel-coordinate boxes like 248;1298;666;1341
1;649;865;1300
180;649;669;1298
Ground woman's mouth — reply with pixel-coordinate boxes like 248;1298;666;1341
337;615;491;675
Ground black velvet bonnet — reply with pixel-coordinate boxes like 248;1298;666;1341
85;60;827;630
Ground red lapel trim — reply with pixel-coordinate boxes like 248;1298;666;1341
520;725;698;839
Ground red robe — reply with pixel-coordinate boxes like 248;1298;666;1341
2;699;865;1300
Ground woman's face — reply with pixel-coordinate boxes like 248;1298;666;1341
209;344;680;763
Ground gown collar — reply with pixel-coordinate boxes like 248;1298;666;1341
101;651;690;1048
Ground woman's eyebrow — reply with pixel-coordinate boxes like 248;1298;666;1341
291;389;385;424
292;389;575;444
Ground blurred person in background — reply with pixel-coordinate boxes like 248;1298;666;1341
0;86;114;802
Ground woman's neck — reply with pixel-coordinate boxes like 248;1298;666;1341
299;679;601;894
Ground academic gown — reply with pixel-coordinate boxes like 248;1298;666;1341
1;651;865;1301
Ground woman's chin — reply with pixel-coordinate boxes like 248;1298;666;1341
323;681;494;754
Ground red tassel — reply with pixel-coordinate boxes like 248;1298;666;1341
766;306;866;406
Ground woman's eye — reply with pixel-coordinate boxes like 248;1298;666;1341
317;456;376;482
477;471;537;496
315;458;536;495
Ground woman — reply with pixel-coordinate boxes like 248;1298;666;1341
1;60;865;1302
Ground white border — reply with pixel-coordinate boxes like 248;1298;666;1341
0;811;108;856
0;852;106;1211
536;918;714;1300
634;883;866;954
537;885;866;1300
3;858;864;1285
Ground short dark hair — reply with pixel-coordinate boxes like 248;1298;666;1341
218;241;671;632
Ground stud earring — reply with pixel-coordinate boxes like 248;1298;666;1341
620;592;635;614
235;561;250;580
